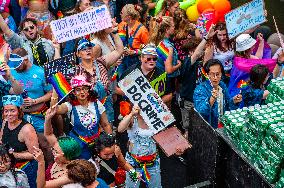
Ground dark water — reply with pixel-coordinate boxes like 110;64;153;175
230;0;284;33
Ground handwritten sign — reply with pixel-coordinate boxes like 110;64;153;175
225;0;266;39
43;53;76;82
150;72;167;97
50;5;112;43
153;126;192;157
118;69;175;134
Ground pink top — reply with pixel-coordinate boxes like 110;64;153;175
0;0;10;13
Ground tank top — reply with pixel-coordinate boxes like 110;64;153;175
213;45;234;72
2;120;28;152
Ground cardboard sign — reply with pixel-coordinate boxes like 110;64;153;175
153;126;192;157
50;5;112;43
150;72;167;97
118;69;175;134
225;0;266;39
43;53;76;82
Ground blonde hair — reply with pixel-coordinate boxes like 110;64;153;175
122;4;140;20
150;16;173;46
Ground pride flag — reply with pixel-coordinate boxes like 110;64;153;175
48;72;72;99
228;57;276;97
237;80;248;88
157;41;169;62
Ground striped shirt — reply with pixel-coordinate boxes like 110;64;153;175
74;60;109;89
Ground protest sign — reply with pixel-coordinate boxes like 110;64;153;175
118;69;175;134
50;5;112;43
225;0;266;39
150;72;167;97
153;126;191;157
43;53;76;82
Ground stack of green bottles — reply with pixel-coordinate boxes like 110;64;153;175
266;77;284;103
221;101;284;184
275;170;284;188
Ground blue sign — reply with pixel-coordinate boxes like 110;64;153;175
225;0;266;39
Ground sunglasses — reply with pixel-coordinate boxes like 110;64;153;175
23;25;35;32
146;57;157;62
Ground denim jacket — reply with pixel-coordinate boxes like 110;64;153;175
6;32;55;64
193;80;239;128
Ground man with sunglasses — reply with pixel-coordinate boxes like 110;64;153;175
0;15;54;67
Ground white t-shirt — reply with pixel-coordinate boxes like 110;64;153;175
64;101;105;130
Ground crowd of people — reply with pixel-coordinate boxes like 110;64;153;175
0;0;284;187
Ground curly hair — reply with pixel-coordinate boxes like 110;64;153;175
150;16;173;46
207;22;234;52
92;132;116;156
0;144;18;184
66;159;97;187
122;4;140;20
158;0;179;17
173;8;195;40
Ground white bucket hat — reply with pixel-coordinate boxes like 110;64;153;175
236;34;257;52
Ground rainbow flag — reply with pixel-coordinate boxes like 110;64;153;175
157;41;169;62
111;66;119;82
118;30;126;42
237;80;248;88
141;163;151;186
100;96;107;105
201;67;209;80
48;72;72;99
15;161;30;170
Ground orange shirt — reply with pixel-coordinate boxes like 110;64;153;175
118;21;149;50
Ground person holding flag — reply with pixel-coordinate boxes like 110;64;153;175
51;75;112;160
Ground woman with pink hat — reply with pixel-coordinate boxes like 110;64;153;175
51;75;112;160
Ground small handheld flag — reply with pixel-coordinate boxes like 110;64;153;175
201;67;209;80
48;72;72;99
157;41;169;62
237;80;248;88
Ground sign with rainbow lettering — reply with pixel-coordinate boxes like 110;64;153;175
225;0;266;39
118;69;175;134
50;5;112;43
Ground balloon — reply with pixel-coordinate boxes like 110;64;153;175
186;5;200;22
154;0;164;16
209;0;219;6
197;0;213;13
179;0;196;10
213;0;231;21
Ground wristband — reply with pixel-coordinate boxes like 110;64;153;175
112;30;118;34
203;36;208;41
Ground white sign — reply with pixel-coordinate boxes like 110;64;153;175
118;69;175;134
225;0;266;39
50;5;112;43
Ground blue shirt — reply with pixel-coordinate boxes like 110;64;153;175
241;86;264;107
156;38;180;78
193;80;239;128
10;65;52;99
97;178;109;188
